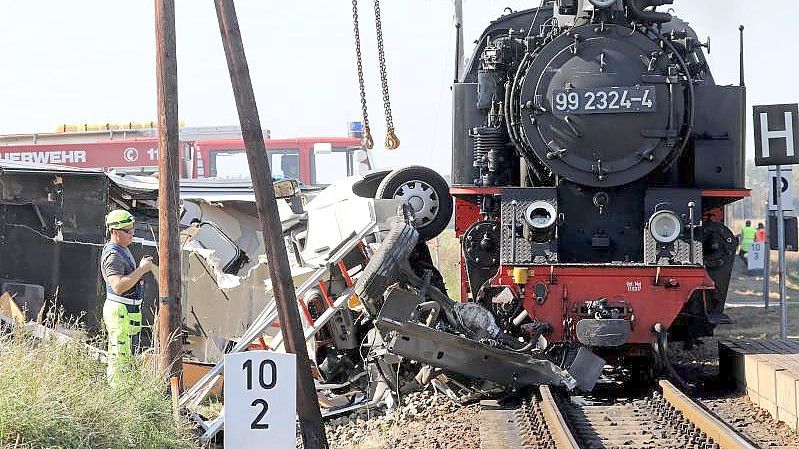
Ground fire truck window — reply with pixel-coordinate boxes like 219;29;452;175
271;153;300;181
213;151;250;178
314;151;349;185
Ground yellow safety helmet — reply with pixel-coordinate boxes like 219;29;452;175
106;209;135;230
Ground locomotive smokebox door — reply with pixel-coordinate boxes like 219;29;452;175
518;23;690;188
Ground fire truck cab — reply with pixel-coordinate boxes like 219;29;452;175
0;124;371;186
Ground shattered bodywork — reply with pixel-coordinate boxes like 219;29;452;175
3;161;599;432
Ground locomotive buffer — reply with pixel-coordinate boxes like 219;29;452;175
754;103;799;339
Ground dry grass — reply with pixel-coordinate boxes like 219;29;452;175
429;230;461;297
0;326;199;449
717;304;799;340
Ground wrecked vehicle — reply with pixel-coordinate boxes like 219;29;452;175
2;156;589;437
0;159;466;407
108;165;454;363
353;220;598;392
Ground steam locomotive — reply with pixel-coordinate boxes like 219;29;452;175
448;0;745;372
353;0;746;391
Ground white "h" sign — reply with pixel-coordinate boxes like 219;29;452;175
760;111;795;159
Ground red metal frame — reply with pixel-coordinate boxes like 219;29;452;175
337;260;354;287
454;198;483;300
450;186;502;196
452;187;734;347
317;280;335;308
493;265;714;345
297;296;315;326
701;189;750;199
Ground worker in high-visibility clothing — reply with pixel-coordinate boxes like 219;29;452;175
738;220;756;261
755;222;767;243
101;210;155;382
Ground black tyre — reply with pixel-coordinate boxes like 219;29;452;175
376;166;453;241
354;222;419;316
408;241;448;296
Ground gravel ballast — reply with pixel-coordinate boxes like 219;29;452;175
323;390;480;449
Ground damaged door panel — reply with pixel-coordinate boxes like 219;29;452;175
193;222;249;274
172;197;317;361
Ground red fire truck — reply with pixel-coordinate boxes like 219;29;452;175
0;125;369;185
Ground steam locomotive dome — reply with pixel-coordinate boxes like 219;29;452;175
519;23;687;187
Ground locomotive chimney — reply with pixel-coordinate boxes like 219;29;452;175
453;0;464;83
739;25;745;87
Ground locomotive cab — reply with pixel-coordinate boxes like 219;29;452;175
451;0;746;367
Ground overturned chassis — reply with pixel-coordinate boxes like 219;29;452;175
449;0;747;372
357;221;600;390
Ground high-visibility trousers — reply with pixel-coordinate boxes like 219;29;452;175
103;300;142;382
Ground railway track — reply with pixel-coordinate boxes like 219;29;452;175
479;380;758;449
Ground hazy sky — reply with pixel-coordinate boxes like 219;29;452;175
0;1;793;175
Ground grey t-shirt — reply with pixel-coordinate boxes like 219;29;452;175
102;245;137;295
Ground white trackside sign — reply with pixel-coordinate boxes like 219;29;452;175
747;242;766;271
754;104;799;166
769;166;794;211
224;351;296;449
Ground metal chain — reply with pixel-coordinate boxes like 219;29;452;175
372;0;400;149
352;0;374;149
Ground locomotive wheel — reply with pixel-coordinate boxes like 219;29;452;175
376;166;453;241
354;221;419;315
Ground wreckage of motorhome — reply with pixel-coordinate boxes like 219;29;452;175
1;161;600;439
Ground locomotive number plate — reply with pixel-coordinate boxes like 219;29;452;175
551;86;657;115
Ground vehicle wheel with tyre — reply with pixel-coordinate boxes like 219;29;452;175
376;166;453;241
354;221;419;316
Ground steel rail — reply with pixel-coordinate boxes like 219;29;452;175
659;379;758;449
538;385;580;449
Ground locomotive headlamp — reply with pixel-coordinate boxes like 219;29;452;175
589;0;618;8
525;201;557;230
648;210;682;243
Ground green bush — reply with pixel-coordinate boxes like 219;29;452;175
0;328;199;449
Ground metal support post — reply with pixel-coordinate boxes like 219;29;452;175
764;227;770;309
777;164;788;339
213;1;328;447
155;0;183;381
764;182;770;309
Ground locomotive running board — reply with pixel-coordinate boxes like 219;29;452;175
178;220;378;445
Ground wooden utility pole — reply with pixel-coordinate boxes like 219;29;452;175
155;0;183;381
213;1;328;447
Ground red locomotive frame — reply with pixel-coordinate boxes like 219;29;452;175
452;189;748;348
